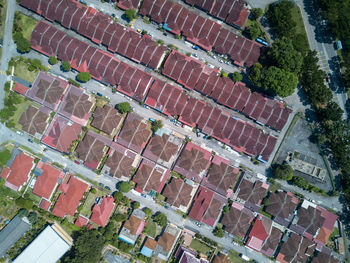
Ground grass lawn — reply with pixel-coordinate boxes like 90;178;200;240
23;186;42;205
80;189;105;217
143;218;156;238
189;239;212;255
0;0;8;40
228;250;246;263
291;5;309;47
16;13;37;40
0;180;20;220
11;98;41;130
14;60;39;83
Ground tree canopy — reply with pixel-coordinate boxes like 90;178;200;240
153;212;167;227
273;164;294;181
13;32;31;53
213;226;224;238
113;191;123;203
267;37;303;73
125;9;137;21
248;63;262;87
231;72;243;83
318;102;343;122
118;181;131;193
117;102;132;114
61;61;71;72
48;56;58;65
261;66;298;97
249;22;261;40
76;72;91;83
251;8;263;20
151;120;163;132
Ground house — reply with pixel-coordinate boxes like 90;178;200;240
233;176;269;212
311;251;340;263
52;174;88;218
188;186;226;227
116;113;152;153
264;191;299;227
0;215;31;257
19;105;51;138
212;253;230;263
173;142;211;183
57;84;93;126
140;237;157;257
74;215;89;228
133;159;169;195
201;155;239;197
91;105;123;135
42;114;83;154
162;177;197;213
103;142;139;180
118;209;146;245
1;150;34;192
39;199;51;211
276;232;316;263
32;161;64;200
13;224;73;263
155;224;180;260
179;250;208;263
13;82;28;95
90;196;115;227
221;201;255;238
142;128;183;168
290;200;338;247
246;215;283;257
75;130;112;170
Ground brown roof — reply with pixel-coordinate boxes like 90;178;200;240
162;177;193;208
205;161;238;195
296;206;325;236
237;179;268;206
144;237;157;250
311;252;339;263
146;133;180;162
265;191;298;222
176;147;208;174
133;162;163;193
123;215;143;235
277;233;316;263
213;253;230;263
105;147;135;178
157;232;176;253
62;91;92;119
91;105;123;135
19;106;50;136
221;203;254;237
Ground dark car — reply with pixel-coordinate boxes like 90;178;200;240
74;160;80;165
27;138;33;143
105;186;111;191
96;92;103;97
99;183;104;188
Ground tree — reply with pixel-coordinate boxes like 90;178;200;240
213;226;224;238
18;208;28;218
15;197;33;210
291;176;309;190
273;164;294;181
231;72;242;83
90;188;97;194
151;120;163;132
251;8;263;20
48;56;58;65
121;196;130;206
261;66;298;97
311;132;327;145
153;212;167;227
248;63;262;87
76;72;91;83
113;191;123;203
0;149;11;167
61;61;71;72
144;207;152;217
63;229;105;263
116;102;132;114
114;213;128;222
292;33;309;54
268;37;303;73
132;201;140;209
28;211;38;223
318;102;343;122
118;181;131;193
13;32;31;53
125;9;137;21
220;70;228;78
249;22;260;40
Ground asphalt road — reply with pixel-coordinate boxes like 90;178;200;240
0;0;16;109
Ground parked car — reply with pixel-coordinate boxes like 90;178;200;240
74;160;80;165
192;45;199;50
104;186;111;190
99;183;104;187
27;138;33;143
96;92;103;97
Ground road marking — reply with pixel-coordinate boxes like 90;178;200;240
0;70;6;75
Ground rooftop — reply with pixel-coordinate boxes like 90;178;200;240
13;82;28;95
19;105;51;137
90;196;115;227
91;105;123;135
74;215;89;228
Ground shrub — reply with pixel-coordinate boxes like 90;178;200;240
116;102;132;114
76;72;91;83
61;61;71;72
48;56;58;65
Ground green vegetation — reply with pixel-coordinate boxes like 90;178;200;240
15;197;33;210
0;91;26;128
228;250;247;263
13;12;37;40
212;226;224;238
0;148;11;166
80;189;105;217
189;239;212;255
116;102;132;114
143;207;152;218
76;72;91;83
61;61;71;72
48;56;58;65
68;78;80;87
231;71;242;83
251;8;263;20
125;9;137;21
10;56;47;82
118;181;132;193
220;71;228;78
156;39;164;46
132;201;140;209
153;212;167;227
273;163;294;180
143;218;157;237
151;119;163;132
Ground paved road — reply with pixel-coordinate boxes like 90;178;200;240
0;0;17;109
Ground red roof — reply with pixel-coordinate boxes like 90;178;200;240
0;167;10;179
189;186;214;222
39;199;51;211
247;215;270;251
5;152;34;189
52;175;88;218
13;83;28;95
90;196;115;227
75;215;89;227
33;161;63;199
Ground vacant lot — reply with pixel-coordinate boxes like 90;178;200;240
14;60;39;83
190;239;212;255
16;12;37;40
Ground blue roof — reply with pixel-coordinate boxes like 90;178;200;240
140;247;153;257
118;235;135;245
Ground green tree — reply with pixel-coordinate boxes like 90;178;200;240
318;102;343;122
48;56;58;65
273;164;294;181
311;132;327;145
261;66;298;97
151;120;163;132
28;211;38;223
248;63;262;87
268;37;303;73
213;226;224;238
113;191;123;203
220;71;228;78
76;72;91;83
61;61;71;72
132;201;140;209
116;102;132;114
118;181;131;193
121;196;130;206
13;32;31;53
251;8;263;20
223;205;230;214
125;9;137;21
114;213;128;222
63;229;105;263
231;71;242;83
90;188;97;194
291;176;309;190
153;212;167;227
15;197;33;210
18;208;28;218
249;22;260;40
0;149;11;167
143;207;152;217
